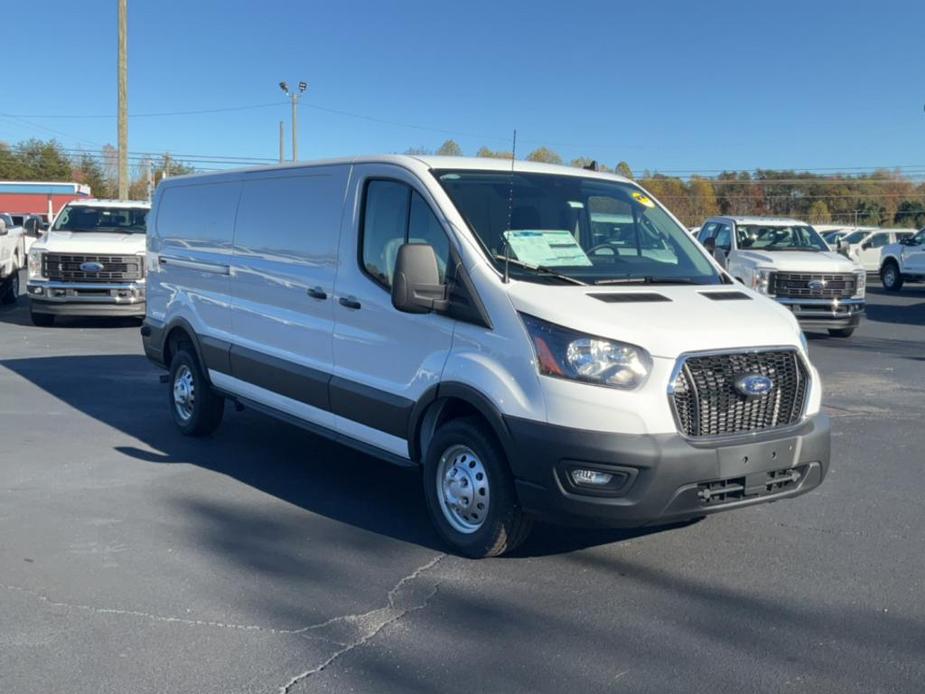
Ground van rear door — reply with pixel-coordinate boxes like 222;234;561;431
330;165;455;458
226;166;348;426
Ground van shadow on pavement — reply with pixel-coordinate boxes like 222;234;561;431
1;353;670;558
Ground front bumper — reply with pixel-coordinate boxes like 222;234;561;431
776;297;864;330
506;413;830;527
27;280;146;317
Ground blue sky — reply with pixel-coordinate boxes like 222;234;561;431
3;0;923;174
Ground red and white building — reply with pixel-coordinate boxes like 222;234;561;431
0;181;92;221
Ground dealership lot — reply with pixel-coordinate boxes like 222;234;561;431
1;285;923;693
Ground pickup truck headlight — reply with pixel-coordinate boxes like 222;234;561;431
751;268;775;295
854;270;866;299
28;250;43;279
521;313;651;389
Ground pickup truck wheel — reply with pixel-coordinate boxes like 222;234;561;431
29;308;54;326
168;345;224;436
0;273;18;305
423;417;532;558
828;328;855;338
881;262;903;292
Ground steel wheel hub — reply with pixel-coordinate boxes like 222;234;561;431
436;445;490;534
173;365;195;422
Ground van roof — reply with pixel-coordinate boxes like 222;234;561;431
160;155;635;185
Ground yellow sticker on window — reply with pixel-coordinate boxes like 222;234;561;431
632;192;655;208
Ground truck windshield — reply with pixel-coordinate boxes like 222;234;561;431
737;225;828;252
52;206;148;234
433;169;721;285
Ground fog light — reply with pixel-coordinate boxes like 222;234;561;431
29;286;44;295
570;469;614;487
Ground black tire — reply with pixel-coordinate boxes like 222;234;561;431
29;308;54;327
423;417;532;558
167;344;224;436
881;261;903;292
0;273;18;305
828;328;855;338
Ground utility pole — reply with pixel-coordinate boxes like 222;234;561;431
145;159;153;202
278;121;284;163
279;81;308;161
117;0;128;199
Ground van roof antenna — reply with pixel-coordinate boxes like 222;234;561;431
503;128;517;284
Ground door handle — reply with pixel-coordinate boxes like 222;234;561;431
307;286;327;300
338;296;362;310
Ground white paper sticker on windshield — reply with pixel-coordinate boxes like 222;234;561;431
503;230;593;267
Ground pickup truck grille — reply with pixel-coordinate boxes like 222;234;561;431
670;349;808;438
42;254;143;282
771;272;856;299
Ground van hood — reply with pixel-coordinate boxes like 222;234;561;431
738;249;858;272
32;231;147;255
507;283;802;359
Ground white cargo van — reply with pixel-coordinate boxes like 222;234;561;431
142;156;830;557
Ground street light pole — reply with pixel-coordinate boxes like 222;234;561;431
117;0;128;199
279;81;308;162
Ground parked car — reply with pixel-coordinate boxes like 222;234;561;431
820;229;853;249
698;216;865;337
879;228;925;291
840;228;917;272
0;214;27;304
26;199;150;326
141;156;830;558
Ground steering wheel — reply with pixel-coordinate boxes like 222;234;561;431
587;243;623;256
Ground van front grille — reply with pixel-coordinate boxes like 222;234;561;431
772;272;856;299
670;349;808;438
43;254;143;282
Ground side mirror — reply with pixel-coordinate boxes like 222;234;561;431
0;221;7;236
702;238;716;253
861;241;872;250
23;217;41;236
391;243;448;314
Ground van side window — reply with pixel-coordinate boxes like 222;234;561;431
362;180;450;288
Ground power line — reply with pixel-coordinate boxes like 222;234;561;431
2;102;290;120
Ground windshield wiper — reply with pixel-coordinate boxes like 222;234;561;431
492;255;587;285
761;247;821;252
595;276;700;285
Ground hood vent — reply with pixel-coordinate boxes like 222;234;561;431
700;291;751;301
589;292;671;303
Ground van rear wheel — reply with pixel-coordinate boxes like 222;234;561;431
423;417;532;558
168;345;224;436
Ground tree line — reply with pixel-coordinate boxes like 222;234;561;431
2;137;923;228
0;139;193;201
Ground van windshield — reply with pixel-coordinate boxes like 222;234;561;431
52;206;148;234
433;169;722;285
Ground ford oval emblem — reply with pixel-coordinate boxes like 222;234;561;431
808;279;826;291
735;374;774;398
80;261;104;273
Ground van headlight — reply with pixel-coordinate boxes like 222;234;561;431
853;270;866;298
751;268;775;295
520;313;651;389
28;250;44;279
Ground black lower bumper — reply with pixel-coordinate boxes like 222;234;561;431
30;299;146;317
505;414;830;527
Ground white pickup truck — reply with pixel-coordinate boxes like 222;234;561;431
26;199;150;326
0;213;29;304
879;227;925;292
698;216;866;338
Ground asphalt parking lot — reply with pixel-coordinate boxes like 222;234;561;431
1;280;923;694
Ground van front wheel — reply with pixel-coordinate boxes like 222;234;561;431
423;418;532;558
168;345;224;436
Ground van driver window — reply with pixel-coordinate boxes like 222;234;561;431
362;180;450;288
